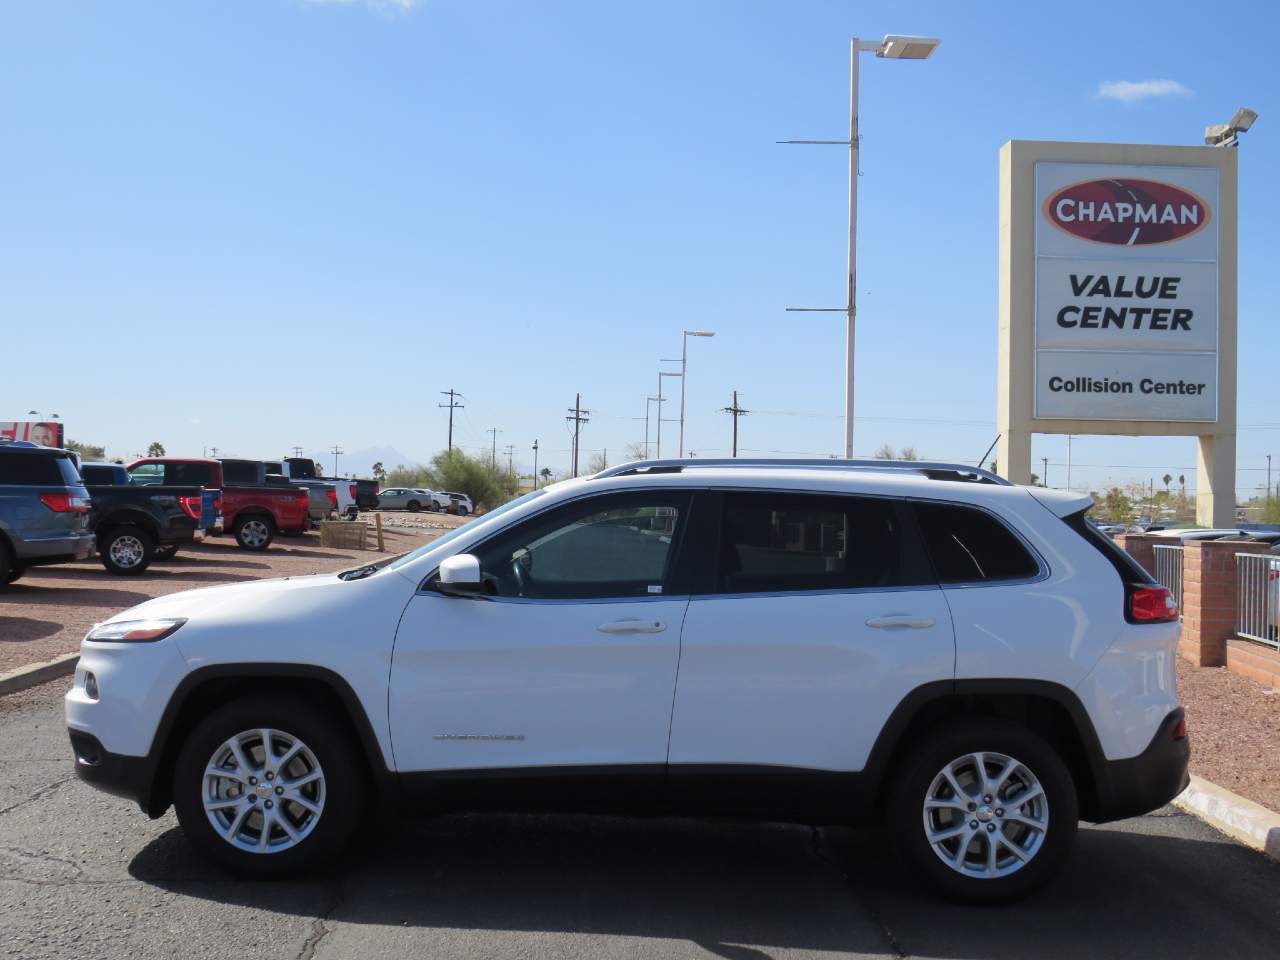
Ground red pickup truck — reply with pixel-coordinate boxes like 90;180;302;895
126;458;309;551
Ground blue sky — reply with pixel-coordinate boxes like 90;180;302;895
3;0;1276;495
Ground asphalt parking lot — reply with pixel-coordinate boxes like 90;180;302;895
3;682;1278;960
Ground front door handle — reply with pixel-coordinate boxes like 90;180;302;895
597;618;667;634
865;615;936;630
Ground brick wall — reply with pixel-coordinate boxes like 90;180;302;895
1114;533;1160;577
1180;539;1271;667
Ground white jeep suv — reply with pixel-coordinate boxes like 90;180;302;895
66;459;1187;902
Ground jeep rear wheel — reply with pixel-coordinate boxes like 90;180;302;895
100;527;154;575
406;500;421;513
233;516;274;551
887;718;1077;903
172;695;365;875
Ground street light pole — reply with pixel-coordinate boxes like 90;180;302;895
644;396;663;458
678;330;715;458
657;371;681;458
781;34;940;459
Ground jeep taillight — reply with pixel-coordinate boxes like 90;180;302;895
349;484;357;500
179;496;202;520
1128;584;1177;622
40;492;91;513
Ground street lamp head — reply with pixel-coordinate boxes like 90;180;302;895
685;330;716;337
876;35;941;60
1205;107;1258;146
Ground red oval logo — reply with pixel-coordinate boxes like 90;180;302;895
1043;178;1211;246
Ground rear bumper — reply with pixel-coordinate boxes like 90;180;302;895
18;532;96;565
1090;708;1190;823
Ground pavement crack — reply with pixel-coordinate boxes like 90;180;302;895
809;826;908;959
297;875;346;960
0;774;74;819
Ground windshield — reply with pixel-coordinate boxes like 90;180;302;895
385;488;547;571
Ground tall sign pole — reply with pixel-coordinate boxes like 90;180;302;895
844;37;859;460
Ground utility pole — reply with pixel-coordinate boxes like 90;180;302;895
678;330;716;457
1042;456;1049;488
645;396;663;458
210;446;219;459
503;443;515;477
486;428;501;468
657;370;681;459
1268;454;1273;501
566;393;590;477
330;445;343;477
532;440;539;489
439;389;464;452
722;390;749;457
291;446;304;458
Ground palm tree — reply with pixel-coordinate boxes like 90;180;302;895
539;467;552;484
1162;473;1172;492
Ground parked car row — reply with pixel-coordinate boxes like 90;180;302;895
0;442;388;582
375;487;472;515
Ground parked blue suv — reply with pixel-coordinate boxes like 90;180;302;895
0;440;95;586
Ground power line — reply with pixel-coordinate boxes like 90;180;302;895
722;390;749;458
439;389;465;452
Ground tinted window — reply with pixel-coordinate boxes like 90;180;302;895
81;465;120;485
912;502;1040;584
0;452;66;485
472;493;687;599
167;463;213;486
220;460;260;485
717;492;928;594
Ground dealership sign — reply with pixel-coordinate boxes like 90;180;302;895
1;420;66;447
1034;162;1219;421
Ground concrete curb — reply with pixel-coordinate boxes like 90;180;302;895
1174;773;1280;862
0;653;78;698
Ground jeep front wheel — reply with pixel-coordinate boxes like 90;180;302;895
887;718;1078;903
172;695;365;875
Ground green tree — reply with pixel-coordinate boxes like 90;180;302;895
874;444;896;459
900;446;919;461
540;466;552;484
1099;487;1134;524
424;449;517;511
65;439;105;459
371;461;386;481
147;442;165;457
1162;473;1172;493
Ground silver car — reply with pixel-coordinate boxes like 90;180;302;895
375;488;434;512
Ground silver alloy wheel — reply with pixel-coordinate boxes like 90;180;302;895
202;728;326;854
240;519;270;547
108;534;145;568
922;751;1049;879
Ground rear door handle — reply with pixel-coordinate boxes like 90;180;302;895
865;615;936;630
597;619;667;634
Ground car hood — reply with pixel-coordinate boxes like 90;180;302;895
102;574;339;625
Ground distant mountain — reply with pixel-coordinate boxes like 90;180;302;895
306;446;423;479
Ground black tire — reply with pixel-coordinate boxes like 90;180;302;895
887;718;1078;903
0;541;16;586
233;515;274;551
406;500;421;513
99;526;155;576
457;506;470;516
153;544;179;561
172;695;366;876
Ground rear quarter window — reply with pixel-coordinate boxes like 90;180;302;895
0;452;70;485
912;501;1041;584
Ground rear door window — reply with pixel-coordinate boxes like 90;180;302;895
167;463;213;486
80;465;119;485
716;492;931;594
911;501;1041;584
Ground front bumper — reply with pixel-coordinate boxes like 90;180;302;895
1090;708;1190;823
68;729;161;816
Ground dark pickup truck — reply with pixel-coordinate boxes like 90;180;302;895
80;462;211;575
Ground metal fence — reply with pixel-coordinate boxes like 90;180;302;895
1236;552;1280;650
1152;544;1184;612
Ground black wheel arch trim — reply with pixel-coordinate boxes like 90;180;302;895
102;662;395;818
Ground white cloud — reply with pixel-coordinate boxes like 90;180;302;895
1096;79;1192;104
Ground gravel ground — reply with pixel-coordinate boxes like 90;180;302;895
1178;657;1280;812
0;513;465;674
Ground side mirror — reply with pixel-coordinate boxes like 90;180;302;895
436;554;482;596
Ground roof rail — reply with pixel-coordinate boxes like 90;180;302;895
591;458;1011;486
